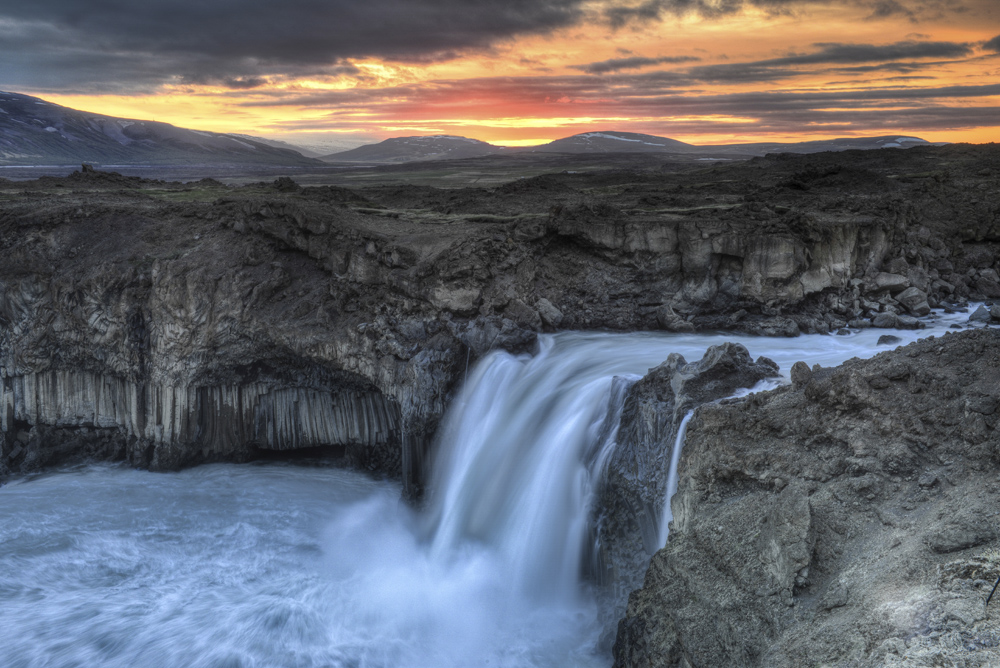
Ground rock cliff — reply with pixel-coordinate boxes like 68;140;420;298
594;343;780;640
613;328;1000;667
0;144;998;494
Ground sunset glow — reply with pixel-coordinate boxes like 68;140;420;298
6;0;999;149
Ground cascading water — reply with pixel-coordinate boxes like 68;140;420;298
0;308;978;667
658;410;694;548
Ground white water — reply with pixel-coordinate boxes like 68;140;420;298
658;410;695;547
0;308;979;667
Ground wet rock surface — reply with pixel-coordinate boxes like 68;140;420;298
613;328;1000;668
596;343;780;643
1;143;998;491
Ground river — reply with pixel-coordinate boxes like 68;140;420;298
0;308;976;667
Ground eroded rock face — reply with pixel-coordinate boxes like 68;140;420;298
0;184;536;494
613;329;1000;668
595;343;779;641
1;144;999;488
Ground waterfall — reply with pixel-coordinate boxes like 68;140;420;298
422;307;974;603
424;336;638;602
658;410;694;548
422;332;727;603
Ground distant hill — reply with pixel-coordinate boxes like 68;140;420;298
319;130;935;164
526;131;933;156
0;91;322;166
321;135;504;163
529;131;696;153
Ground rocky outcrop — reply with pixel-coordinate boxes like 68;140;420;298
0;180;536;493
613;329;1000;667
594;343;780;642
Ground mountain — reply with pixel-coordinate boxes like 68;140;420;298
319;130;935;164
321;135;503;163
0;91;321;166
529;131;696;153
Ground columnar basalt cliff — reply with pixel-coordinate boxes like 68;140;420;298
613;329;1000;668
0;144;998;494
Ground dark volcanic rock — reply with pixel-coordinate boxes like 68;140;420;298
2;142;1000;489
896;287;931;316
613;329;1000;668
970;305;992;323
595;343;779;641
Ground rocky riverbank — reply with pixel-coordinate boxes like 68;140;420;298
613;328;1000;667
1;143;998;495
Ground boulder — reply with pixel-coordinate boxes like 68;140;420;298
895;287;931;316
502;299;542;330
790;361;812;387
969;305;992;323
535;298;564;328
895;314;923;329
974;277;1000;298
871;313;898;328
906;266;931;292
738;316;800;337
873;272;909;293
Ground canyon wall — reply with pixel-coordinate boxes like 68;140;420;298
0;145;998;493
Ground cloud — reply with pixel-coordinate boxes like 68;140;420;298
246;74;1000;138
571;55;701;73
601;0;971;26
761;40;973;65
984;35;1000;53
866;0;915;19
222;77;269;90
0;0;588;90
0;1;988;94
236;73;1000;112
671;39;975;83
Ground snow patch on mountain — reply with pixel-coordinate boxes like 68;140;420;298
580;132;642;142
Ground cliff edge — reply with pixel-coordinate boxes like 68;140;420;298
614;328;1000;667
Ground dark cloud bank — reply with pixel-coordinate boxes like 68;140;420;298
0;0;587;91
0;0;987;92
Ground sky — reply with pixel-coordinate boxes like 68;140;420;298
0;0;998;149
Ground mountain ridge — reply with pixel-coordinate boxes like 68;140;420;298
0;91;322;167
320;135;504;162
319;129;937;164
0;91;940;168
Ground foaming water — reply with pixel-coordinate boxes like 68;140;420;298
0;308;977;667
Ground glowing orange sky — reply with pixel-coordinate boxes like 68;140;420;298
24;0;1000;149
